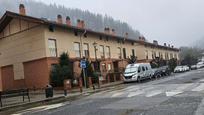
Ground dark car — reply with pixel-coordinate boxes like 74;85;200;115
160;66;171;76
152;68;162;78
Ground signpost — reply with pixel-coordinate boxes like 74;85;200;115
80;60;87;88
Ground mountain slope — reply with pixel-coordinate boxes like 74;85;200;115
0;0;140;39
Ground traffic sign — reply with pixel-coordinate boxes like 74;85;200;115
80;60;87;69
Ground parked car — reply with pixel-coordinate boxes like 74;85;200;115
183;65;190;71
152;68;162;78
174;66;185;73
160;66;171;76
123;63;153;82
197;62;204;69
191;65;197;70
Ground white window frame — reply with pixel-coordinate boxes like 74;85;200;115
48;39;57;57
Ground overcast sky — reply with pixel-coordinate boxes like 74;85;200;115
34;0;204;47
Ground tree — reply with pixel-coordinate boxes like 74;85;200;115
168;58;177;72
179;47;203;66
150;57;166;68
128;55;137;64
50;52;73;87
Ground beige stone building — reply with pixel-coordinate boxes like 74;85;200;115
0;4;179;91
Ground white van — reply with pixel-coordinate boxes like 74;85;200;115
123;63;153;82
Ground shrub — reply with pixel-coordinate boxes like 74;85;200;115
50;52;73;87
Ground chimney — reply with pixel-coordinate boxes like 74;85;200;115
171;45;174;48
153;40;158;45
139;36;145;42
111;29;115;35
19;4;26;15
81;20;85;28
66;16;71;26
104;27;110;34
164;43;167;46
77;19;81;28
168;44;171;47
57;14;63;24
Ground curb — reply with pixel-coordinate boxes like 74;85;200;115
0;81;123;113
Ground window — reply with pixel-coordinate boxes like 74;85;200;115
106;46;111;58
152;51;154;59
123;48;126;59
146;67;148;70
108;64;111;71
132;49;135;57
99;36;102;40
102;63;106;72
74;42;81;58
153;51;156;59
174;54;177;59
165;52;169;60
138;67;141;73
48;39;57;57
145;50;148;59
106;36;109;41
74;30;78;36
83;43;89;57
170;53;173;59
131;42;134;46
99;45;105;58
117;47;122;58
142;66;145;71
161;53;163;59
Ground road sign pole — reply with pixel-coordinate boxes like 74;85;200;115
83;68;87;88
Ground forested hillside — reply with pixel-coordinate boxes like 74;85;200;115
0;0;140;39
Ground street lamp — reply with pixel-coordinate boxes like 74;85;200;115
80;29;87;88
93;42;98;61
93;41;101;88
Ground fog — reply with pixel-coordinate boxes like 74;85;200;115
35;0;204;47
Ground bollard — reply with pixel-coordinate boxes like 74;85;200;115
64;79;71;96
79;77;83;93
92;84;95;90
45;84;53;98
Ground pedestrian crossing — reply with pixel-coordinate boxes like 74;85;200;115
90;82;204;99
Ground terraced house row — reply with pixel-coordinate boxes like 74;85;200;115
0;4;179;91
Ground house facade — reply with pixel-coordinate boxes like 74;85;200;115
0;4;179;91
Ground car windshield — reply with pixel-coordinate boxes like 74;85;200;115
125;67;138;73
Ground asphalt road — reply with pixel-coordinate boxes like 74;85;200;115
15;68;204;115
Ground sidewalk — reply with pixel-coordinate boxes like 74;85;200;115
0;81;123;112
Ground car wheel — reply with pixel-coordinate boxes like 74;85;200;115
137;76;141;83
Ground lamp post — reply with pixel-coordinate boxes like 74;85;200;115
93;42;98;62
80;29;87;88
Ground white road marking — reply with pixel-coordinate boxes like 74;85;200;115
146;90;162;97
176;84;193;91
165;90;183;97
127;91;143;97
127;87;140;92
192;83;204;91
13;103;65;115
111;92;124;97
